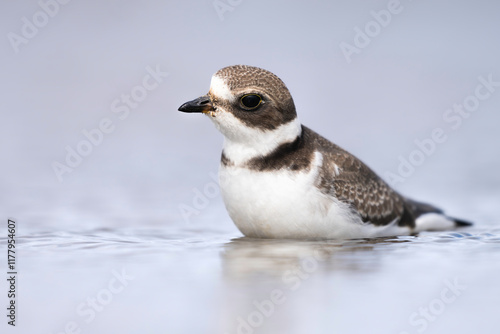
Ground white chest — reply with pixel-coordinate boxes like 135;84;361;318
219;152;361;239
219;165;315;238
218;152;411;239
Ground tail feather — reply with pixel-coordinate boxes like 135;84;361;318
405;198;473;232
405;198;443;216
451;217;473;227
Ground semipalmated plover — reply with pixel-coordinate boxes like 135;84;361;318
179;65;471;239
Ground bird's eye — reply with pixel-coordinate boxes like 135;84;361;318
240;94;262;110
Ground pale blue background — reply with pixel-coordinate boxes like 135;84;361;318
1;1;499;333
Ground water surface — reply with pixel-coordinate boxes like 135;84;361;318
4;222;499;334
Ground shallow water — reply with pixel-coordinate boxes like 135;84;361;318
3;222;499;334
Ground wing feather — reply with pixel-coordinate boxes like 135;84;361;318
305;126;414;227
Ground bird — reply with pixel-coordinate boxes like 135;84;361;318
178;65;472;240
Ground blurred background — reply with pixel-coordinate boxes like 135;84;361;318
2;0;499;230
1;1;499;333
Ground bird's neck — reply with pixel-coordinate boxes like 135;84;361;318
222;118;302;166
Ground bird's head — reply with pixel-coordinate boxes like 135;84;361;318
179;65;300;147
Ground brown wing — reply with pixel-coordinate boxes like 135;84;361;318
305;126;415;228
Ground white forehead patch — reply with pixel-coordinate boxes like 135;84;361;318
210;75;235;102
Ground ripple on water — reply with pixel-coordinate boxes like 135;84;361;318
2;226;499;260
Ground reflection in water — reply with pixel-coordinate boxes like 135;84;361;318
218;236;412;334
221;236;412;279
2;226;498;334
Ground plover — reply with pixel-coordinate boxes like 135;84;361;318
178;65;471;239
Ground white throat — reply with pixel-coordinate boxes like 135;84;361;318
219;116;302;166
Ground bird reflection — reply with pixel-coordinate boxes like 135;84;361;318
220;236;412;281
216;236;413;334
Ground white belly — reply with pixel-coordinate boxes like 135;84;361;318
218;153;410;239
